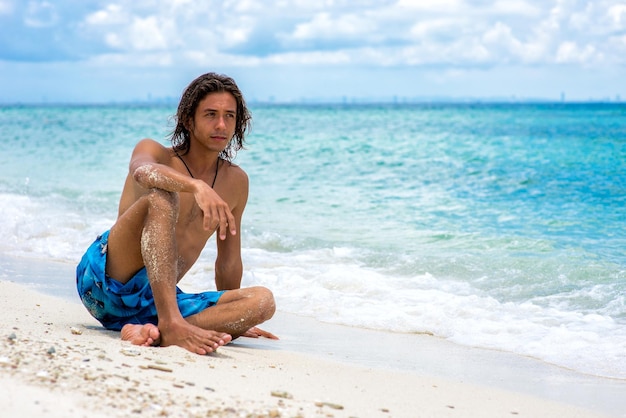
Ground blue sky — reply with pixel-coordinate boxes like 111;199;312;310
1;0;625;103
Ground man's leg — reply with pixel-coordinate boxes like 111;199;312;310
105;189;172;283
184;286;276;339
107;189;231;354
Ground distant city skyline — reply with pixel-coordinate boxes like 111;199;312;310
1;1;625;104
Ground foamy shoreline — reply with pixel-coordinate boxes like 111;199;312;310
1;256;624;417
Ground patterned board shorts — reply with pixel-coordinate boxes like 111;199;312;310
76;230;224;331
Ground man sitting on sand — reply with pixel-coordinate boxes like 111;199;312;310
76;72;277;355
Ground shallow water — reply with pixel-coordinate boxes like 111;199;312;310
1;102;625;378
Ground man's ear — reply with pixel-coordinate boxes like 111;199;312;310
183;117;194;132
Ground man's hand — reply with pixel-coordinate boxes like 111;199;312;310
193;180;236;240
242;326;279;340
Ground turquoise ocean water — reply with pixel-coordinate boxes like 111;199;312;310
1;103;625;379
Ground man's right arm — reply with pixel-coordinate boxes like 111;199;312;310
129;138;235;234
130;138;199;194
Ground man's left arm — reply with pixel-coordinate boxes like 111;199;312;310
214;195;245;290
214;223;243;290
214;164;248;290
214;169;278;340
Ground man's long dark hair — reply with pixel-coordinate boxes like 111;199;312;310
170;72;252;161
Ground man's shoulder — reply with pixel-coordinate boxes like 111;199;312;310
222;160;249;185
223;160;245;173
134;138;169;151
131;138;174;162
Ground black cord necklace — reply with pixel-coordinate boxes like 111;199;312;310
176;153;220;188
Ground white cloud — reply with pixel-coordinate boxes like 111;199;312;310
24;1;58;28
1;0;625;102
85;4;128;26
127;16;171;51
482;21;549;64
24;0;620;69
408;18;468;40
0;0;14;15
491;0;541;16
568;7;592;31
266;49;352;65
103;33;122;49
396;0;465;12
97;52;173;67
85;4;176;52
224;0;264;14
291;12;373;40
609;33;626;60
607;3;626;29
555;41;599;64
214;16;256;49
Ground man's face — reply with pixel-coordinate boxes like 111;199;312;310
189;92;237;153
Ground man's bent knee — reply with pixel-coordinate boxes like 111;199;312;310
146;188;179;220
219;286;276;321
254;286;276;321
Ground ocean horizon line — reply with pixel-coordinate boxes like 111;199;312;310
1;96;624;107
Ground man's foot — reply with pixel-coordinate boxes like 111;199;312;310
121;323;161;347
242;326;279;340
159;320;232;355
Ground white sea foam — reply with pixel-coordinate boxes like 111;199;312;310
3;191;624;379
179;241;626;380
0;193;113;261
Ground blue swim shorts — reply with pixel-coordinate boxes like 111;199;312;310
76;230;225;331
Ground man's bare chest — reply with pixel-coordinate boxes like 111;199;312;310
177;195;205;230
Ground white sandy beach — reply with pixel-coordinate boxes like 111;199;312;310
1;257;625;418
